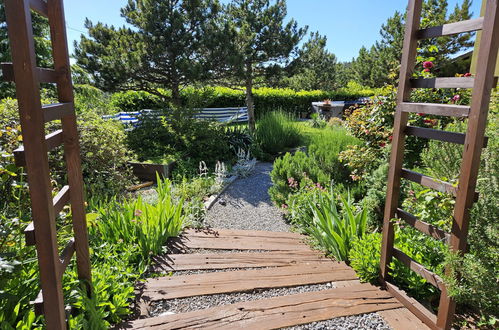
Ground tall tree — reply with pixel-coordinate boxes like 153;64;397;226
349;0;474;88
285;32;338;91
1;2;52;98
224;0;307;131
74;0;229;106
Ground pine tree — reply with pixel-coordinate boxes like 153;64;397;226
223;0;307;131
74;0;229;106
348;0;474;88
1;2;52;98
285;31;338;91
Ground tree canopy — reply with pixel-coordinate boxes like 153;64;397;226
223;0;307;130
344;0;474;88
284;32;338;91
0;2;52;98
75;0;229;105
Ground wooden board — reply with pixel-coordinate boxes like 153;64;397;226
171;228;310;251
153;251;327;271
142;262;357;301
183;228;304;239
127;283;402;329
379;308;431;330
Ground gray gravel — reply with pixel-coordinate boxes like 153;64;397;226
149;162;392;329
284;313;392;330
204;162;291;232
150;283;334;316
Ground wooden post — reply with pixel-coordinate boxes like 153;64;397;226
437;1;499;328
3;0;92;328
3;0;66;328
47;0;92;287
380;0;423;280
380;0;498;329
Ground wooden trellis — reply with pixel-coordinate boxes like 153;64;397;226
380;0;498;329
2;0;91;329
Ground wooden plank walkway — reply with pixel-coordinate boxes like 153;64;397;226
152;251;326;271
169;228;310;251
122;228;430;330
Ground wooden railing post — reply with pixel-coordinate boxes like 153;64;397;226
380;0;499;329
2;0;92;328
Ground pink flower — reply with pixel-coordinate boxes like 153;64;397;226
464;72;472;77
134;209;143;217
281;204;288;209
423;61;434;69
388;135;393;141
451;95;461;103
364;129;370;134
424;68;430;72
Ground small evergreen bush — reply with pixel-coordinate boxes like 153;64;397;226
269;151;329;206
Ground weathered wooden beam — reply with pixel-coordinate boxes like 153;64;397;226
416;17;484;39
410;77;475;89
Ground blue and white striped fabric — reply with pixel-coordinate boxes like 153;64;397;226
102;107;248;126
193;107;248;123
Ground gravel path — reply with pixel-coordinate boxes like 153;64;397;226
205;162;290;232
152;162;391;329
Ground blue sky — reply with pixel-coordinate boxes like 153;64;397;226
64;0;482;62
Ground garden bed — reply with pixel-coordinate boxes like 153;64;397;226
128;160;177;181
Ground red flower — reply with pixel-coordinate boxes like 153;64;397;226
423;118;432;124
423;61;434;69
388;135;393;141
464;72;472;77
379;142;386;148
424;68;430;72
417;113;424;116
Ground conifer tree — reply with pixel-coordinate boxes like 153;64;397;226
75;0;229;106
223;0;307;130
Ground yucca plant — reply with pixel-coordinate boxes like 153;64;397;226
305;189;367;261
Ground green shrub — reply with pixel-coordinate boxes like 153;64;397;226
47;111;135;200
254;111;300;156
74;84;117;115
420;120;465;182
127;108;233;176
443;105;498;319
224;125;253;155
110;86;376;117
361;162;389;228
349;232;382;283
307;127;360;184
110;90;166;112
269;125;359;205
269;151;329;206
349;228;446;302
309;113;326;128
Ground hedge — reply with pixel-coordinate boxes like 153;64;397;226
110;83;376;117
